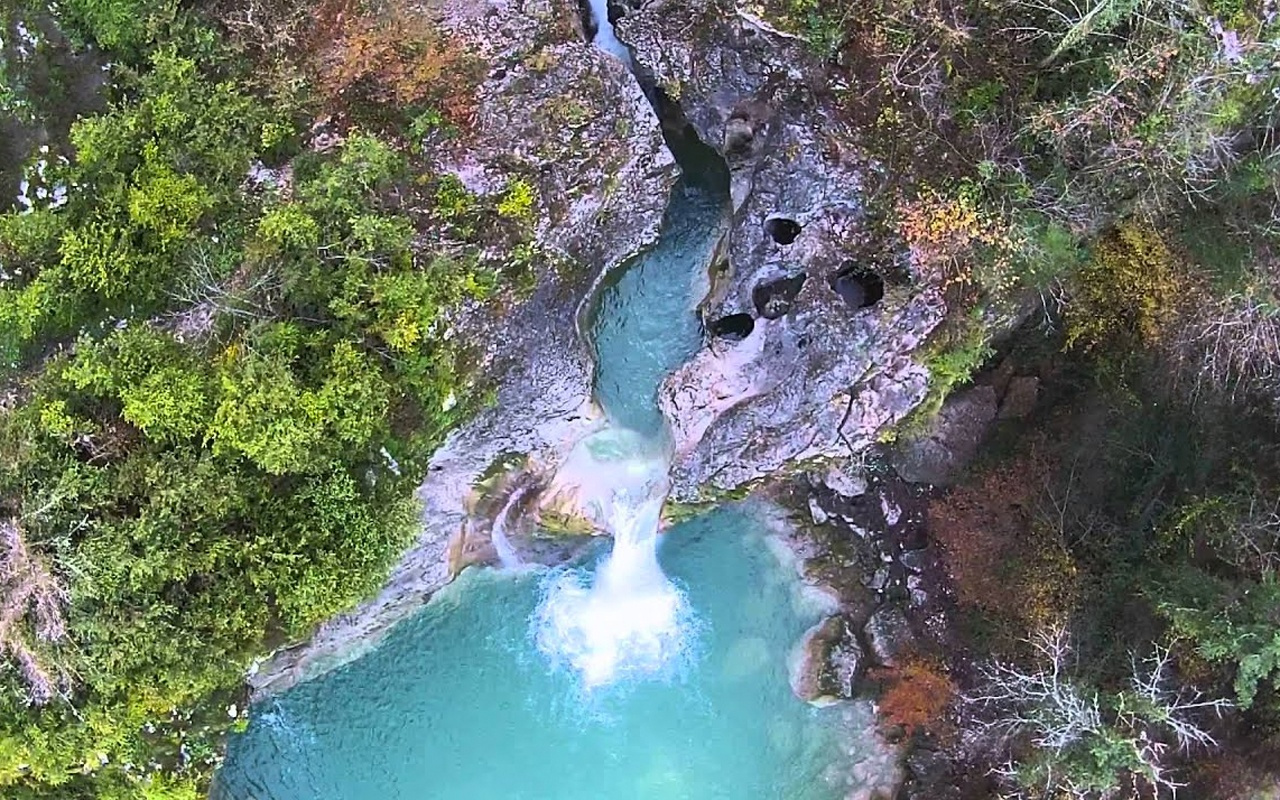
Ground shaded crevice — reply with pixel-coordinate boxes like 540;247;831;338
829;266;885;310
575;0;600;41
753;274;807;320
709;313;755;341
582;2;728;184
764;215;802;245
644;84;729;191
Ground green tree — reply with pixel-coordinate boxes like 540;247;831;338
209;347;325;475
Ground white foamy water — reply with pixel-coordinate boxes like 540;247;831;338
534;428;694;688
587;0;633;65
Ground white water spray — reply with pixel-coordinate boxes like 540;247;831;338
586;0;633;65
530;0;703;689
490;487;527;570
534;428;693;688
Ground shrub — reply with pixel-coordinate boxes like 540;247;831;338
928;447;1079;635
873;657;956;736
901;314;994;433
497;178;537;223
896;185;1017;295
1157;566;1280;710
64;328;215;443
126;163;211;249
433;174;478;223
59;0;177;54
777;0;854;57
1008;213;1085;292
0;278;55;366
208;348;326;474
258;203;322;252
316;8;482;126
1066;223;1189;351
0;209;66;268
1172;274;1280;405
60;220;150;298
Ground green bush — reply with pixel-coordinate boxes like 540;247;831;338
59;0;177;54
1066;223;1187;351
1158;566;1280;710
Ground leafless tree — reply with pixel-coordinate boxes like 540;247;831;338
969;627;1228;798
1174;285;1280;406
969;626;1104;751
164;246;282;340
1124;645;1230;752
1;519;71;705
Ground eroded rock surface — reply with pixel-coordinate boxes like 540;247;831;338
615;1;945;500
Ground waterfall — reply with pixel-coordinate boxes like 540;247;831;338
534;429;693;688
490;487;526;569
586;0;633;66
529;28;730;689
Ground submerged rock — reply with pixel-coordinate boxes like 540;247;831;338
250;0;675;698
615;2;945;501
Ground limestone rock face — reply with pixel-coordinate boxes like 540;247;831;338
616;1;945;500
439;0;676;277
250;0;674;697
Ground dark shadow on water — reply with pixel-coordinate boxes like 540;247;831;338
0;11;107;211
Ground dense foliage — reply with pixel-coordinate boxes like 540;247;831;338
0;0;509;795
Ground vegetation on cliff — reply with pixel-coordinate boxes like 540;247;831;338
0;0;534;795
763;0;1280;795
1;0;1277;795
